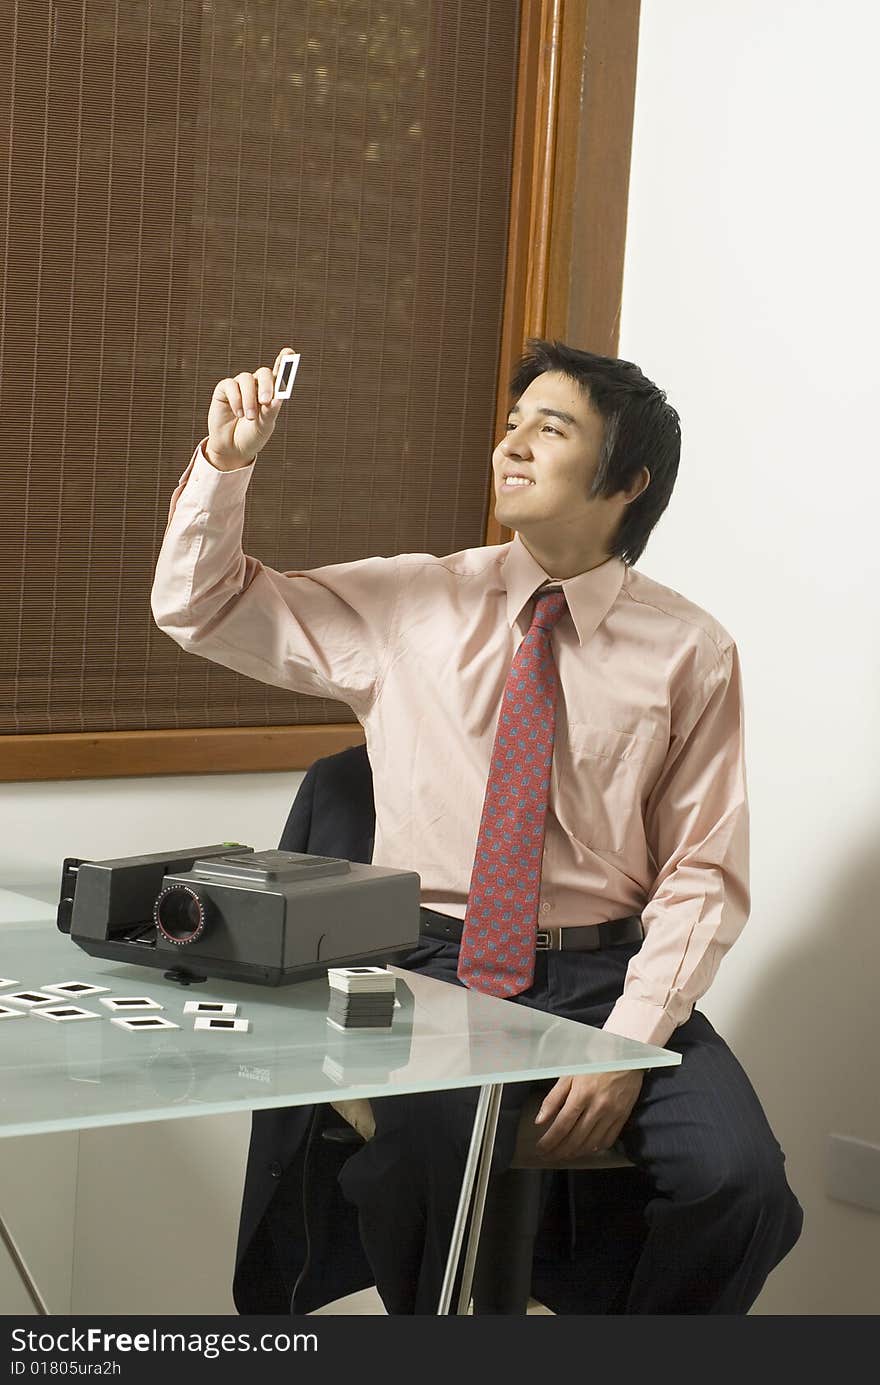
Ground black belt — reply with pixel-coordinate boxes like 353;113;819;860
419;908;643;952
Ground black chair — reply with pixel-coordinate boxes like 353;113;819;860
279;744;645;1315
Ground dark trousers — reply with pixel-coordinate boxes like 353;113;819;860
338;927;804;1314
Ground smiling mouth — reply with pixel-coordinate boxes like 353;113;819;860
500;477;536;490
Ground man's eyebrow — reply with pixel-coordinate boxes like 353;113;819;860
507;404;580;429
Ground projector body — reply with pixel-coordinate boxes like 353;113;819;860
57;845;421;986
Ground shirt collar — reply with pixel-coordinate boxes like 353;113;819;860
501;532;627;647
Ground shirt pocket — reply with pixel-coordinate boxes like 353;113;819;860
552;721;658;856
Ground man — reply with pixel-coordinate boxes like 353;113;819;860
151;339;803;1313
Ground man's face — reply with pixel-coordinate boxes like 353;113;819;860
491;371;608;538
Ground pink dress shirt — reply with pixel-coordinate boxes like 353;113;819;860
151;443;750;1048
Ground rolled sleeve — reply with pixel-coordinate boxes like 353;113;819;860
150;443;400;714
603;642;750;1048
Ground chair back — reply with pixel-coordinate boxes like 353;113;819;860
278;743;376;863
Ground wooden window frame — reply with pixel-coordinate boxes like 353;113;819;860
2;0;640;783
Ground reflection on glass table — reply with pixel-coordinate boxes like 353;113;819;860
0;918;680;1314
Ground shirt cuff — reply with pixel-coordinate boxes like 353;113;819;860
163;442;257;532
602;994;679;1050
182;440;256;501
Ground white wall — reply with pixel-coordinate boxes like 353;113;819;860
1;771;301;887
617;0;880;1313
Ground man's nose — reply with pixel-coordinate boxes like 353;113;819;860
501;427;532;459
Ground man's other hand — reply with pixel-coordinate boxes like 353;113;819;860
533;1069;644;1160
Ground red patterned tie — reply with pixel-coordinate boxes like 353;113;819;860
457;588;568;997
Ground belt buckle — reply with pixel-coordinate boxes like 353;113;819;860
535;929;552;950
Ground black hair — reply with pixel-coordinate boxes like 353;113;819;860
509;339;681;565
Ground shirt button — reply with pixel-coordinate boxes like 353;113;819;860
268;1161;283;1179
541;902;551;913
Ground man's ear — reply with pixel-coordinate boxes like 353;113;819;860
623;467;651;504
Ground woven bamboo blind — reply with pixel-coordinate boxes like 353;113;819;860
0;0;518;736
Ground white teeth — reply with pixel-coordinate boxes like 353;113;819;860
504;476;534;486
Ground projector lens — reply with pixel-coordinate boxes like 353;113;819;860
154;885;206;946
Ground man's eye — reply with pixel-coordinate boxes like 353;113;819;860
505;422;517;432
501;418;565;434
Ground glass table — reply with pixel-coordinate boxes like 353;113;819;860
0;916;680;1315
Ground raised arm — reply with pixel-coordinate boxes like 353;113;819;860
150;350;400;715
